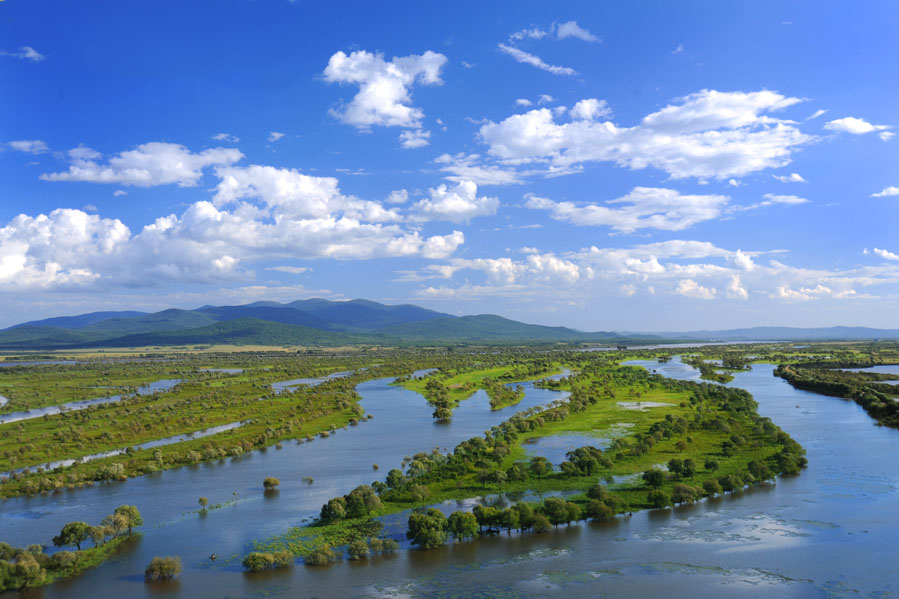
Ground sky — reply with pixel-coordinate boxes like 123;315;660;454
1;0;898;332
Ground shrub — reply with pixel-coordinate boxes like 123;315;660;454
144;556;181;582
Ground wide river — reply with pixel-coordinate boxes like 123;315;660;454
5;360;899;598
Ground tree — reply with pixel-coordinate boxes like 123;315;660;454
648;490;670;508
305;545;337;566
198;497;209;510
532;514;552;533
386;469;406;489
320;497;346;522
114;505;143;535
671;483;698;505
541;498;570;527
406;508;448;549
702;479;723;496
448;511;479;542
243;552;275;572
514;502;536;531
263;477;280;491
52;522;91;551
144;556;181;582
347;539;370;560
102;513;128;537
586;500;614;522
642;469;665;488
472;504;500;533
500;507;520;533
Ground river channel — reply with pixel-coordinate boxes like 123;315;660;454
4;360;899;598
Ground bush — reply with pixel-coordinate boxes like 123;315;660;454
647;490;670;508
144;556;181;582
305;545;337;566
347;539;370;560
263;477;280;491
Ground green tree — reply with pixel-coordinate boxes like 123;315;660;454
648;490;670;508
642;469;665;488
586;500;614;522
448;511;479;542
198;497;209;510
406;508;448;549
144;556;181;582
347;539;370;560
532;513;552;533
52;522;91;551
113;505;143;535
263;477;280;491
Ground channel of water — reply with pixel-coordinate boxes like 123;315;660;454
3;359;898;597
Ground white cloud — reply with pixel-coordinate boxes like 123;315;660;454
267;265;310;274
772;172;805;183
435;153;524;185
497;44;576;76
1;46;45;62
676;279;716;300
399;129;431;148
824;116;890;135
510;27;548;41
322;49;447;129
268;131;285;142
538;94;554;105
570;98;612;121
672;44;684;54
525;187;730;233
726;274;749;299
760;193;809;205
477;89;812;180
386;189;409;204
515;98;533;107
806;109;827;120
8;140;48;154
412;180;499;223
41;142;243;187
872;248;899;261
880;131;895;142
421;230;465;259
212;133;240;142
554;21;599;42
871;186;899;198
400;238;897;306
112;190;128;197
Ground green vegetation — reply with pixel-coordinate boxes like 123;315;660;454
0;505;142;591
252;351;807;562
144;556;181;582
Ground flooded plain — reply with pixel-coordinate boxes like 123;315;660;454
4;359;899;598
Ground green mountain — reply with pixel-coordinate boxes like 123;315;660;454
82;318;357;347
377;314;620;343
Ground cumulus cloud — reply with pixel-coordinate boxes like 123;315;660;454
869;248;899;261
676;279;716;300
824;117;890;135
773;172;805;183
399;129;431;148
476;89;812;180
871;186;899;198
554;21;599;42
399;238;894;307
9;140;49;154
386;189;409;204
412;180;499;223
41;142;243;187
1;46;45;62
525;187;730;233
570;98;611;120
0;177;467;292
497;44;576;76
323;49;447;130
435;153;524;185
515;98;533;107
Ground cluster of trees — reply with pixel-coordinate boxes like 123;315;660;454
406;487;627;551
776;365;899;429
0;505;142;591
319;485;383;523
242;551;292;572
482;378;524;410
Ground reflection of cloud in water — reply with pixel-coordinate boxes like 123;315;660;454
636;512;821;554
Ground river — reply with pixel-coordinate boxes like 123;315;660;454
5;360;899;597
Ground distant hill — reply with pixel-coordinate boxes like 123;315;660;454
12;311;147;330
648;326;899;341
379;314;620;343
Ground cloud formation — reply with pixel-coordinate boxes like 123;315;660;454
323;49;447;130
476;90;812;181
41;142;244;187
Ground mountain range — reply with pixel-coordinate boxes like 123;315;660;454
2;299;898;350
0;299;630;349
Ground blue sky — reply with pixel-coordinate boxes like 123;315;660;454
1;0;898;331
